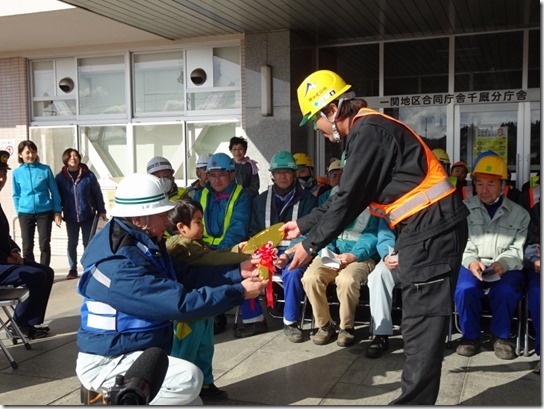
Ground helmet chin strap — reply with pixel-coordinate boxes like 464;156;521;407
320;97;348;143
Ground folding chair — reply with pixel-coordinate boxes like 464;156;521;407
452;286;524;354
0;287;32;369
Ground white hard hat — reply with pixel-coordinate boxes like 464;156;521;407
146;156;174;174
110;173;175;217
196;153;212;169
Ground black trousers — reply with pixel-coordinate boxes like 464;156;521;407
390;220;468;405
18;212;54;267
0;260;54;327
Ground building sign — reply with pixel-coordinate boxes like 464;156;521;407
365;88;539;108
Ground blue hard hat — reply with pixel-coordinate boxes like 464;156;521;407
207;152;235;172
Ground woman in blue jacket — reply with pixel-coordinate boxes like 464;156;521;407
12;140;62;267
55;148;107;279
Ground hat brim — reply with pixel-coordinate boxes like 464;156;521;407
299;113;315;127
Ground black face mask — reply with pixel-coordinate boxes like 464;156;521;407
297;175;312;183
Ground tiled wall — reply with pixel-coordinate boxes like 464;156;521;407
0;57;29;230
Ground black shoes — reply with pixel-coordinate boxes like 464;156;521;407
200;383;228;400
8;324;50;340
66;270;79;280
283;322;303;343
234;319;268;338
365;335;389;358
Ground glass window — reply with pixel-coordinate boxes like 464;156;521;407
186;46;241;112
133;52;185;115
318;44;379;97
213;46;240;87
384;106;447;150
78;56;126;116
455;32;523;92
385;38;449;95
186;120;241;185
134;123;185;179
80;125;128;178
29;126;77;173
528;30;540;89
31;60;77;118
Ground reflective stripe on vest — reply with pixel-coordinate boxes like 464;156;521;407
353;108;455;227
339;208;371;242
200;185;243;246
265;185;299;247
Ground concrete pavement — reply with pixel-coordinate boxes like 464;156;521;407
0;256;541;405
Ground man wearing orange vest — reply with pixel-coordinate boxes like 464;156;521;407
282;70;469;405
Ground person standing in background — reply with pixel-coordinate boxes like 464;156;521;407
187;153;212;198
147;156;188;201
55;148;107;280
12;140;62;267
229;136;260;198
0;150;54;339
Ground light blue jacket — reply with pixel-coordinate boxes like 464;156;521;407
12;162;62;215
324;208;379;262
462;195;530;272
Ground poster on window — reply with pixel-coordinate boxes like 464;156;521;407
474;126;508;162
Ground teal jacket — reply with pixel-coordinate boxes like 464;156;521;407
12;161;61;215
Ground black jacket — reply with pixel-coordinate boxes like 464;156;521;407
297;111;469;254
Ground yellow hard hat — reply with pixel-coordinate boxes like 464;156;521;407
472;155;508;180
297;70;352;126
293;153;314;169
431;148;450;164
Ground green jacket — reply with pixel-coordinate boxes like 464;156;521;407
166;235;250;266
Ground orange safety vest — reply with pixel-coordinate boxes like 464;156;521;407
352;108;455;228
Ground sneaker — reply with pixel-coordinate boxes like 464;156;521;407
337;327;355;347
66;271;79;280
456;337;481;357
533;360;540;375
200;383;228;400
366;335;389;358
283;322;303;343
234;320;268;338
312;322;335;345
493;338;516;360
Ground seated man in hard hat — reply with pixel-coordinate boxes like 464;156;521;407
449;160;471;200
147;155;188;201
318;158;343;206
431;148;451;174
76;173;266;405
294;153;320;197
187;153;211;198
193;152;252;250
454;155;529;360
238;151;317;340
524;199;540;374
302;206;378;347
193;153;252;336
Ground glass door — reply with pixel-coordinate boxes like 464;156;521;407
455;104;524;188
